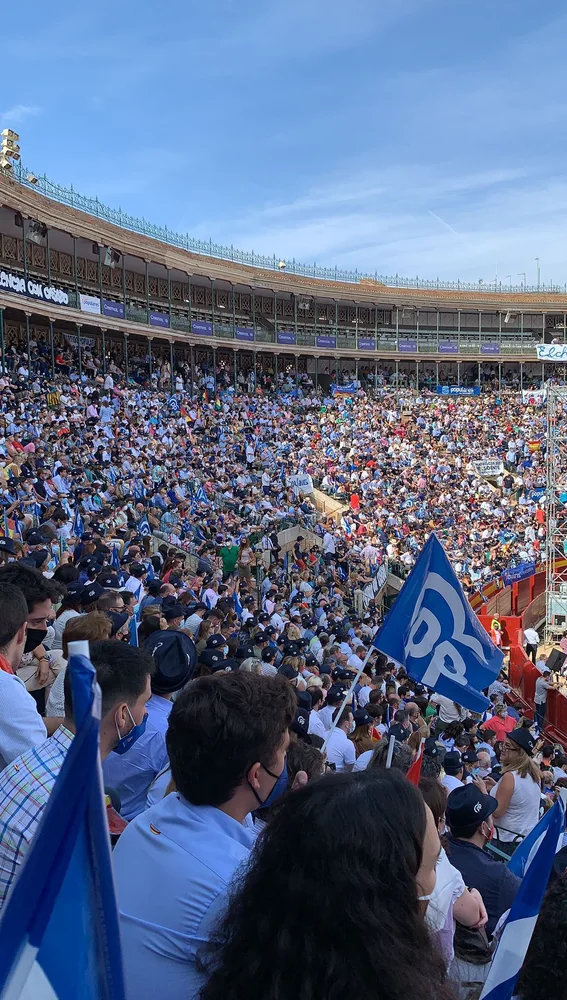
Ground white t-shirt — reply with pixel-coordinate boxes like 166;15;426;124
0;671;47;769
523;628;540;646
441;774;464;794
353;748;374;772
535;675;551;705
325;728;356;772
323;532;336;555
308;710;327;740
430;694;466;724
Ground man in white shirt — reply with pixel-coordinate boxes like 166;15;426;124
430;693;466;728
183;603;208;637
441;752;465;794
307;690;328;740
523;626;540;664
325;706;356;772
347;644;367;672
322;530;336;561
0;582;47;769
534;668;556;729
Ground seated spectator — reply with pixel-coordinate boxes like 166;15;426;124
112;672;296;1000
199;770;452;1000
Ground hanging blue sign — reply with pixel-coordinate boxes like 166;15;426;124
501;562;537;586
436;386;481;397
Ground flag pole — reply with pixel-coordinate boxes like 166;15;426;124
385;734;396;769
321;645;374;755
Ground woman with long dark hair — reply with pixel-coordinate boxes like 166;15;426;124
199;769;454;1000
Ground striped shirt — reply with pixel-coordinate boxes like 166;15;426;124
0;726;73;910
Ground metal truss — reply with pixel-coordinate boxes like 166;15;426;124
546;385;567;638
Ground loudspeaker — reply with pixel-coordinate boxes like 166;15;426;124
547;648;567;673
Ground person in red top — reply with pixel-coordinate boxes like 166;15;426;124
480;703;515;742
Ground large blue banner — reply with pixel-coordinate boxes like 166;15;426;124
436;385;481;396
374;533;502;712
501;562;537;587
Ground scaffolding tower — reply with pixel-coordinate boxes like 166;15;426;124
545;385;567;639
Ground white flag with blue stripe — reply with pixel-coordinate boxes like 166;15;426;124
72;507;84;538
0;641;125;999
374;533;503;713
480;797;565;1000
136;515;151;538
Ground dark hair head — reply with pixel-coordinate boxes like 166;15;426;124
482;728;497;743
78;640;153;717
199;770;450;1000
0;582;28;650
166;673;296;807
0;563;63;612
52;564;80;586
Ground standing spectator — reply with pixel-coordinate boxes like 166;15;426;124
0;581;47;768
490;728;541;854
523;625;540;664
534;666;556;730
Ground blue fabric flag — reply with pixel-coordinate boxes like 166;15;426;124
128;614;139;647
480;798;565;1000
133;479;146;501
107;466;118;485
507;799;566;878
0;643;125;1000
234;591;244;619
167;395;180;414
374;533;503;713
72;507;84;538
111;545;120;571
136;515;151;538
145;560;155;581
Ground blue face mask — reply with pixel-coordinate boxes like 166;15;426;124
250;760;288;810
114;707;147;755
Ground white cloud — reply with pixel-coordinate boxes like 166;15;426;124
0;105;40;126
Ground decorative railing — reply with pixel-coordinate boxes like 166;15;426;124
7;162;567;295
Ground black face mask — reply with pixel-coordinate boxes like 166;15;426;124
24;627;48;654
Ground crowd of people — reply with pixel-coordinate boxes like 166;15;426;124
0;332;563;1000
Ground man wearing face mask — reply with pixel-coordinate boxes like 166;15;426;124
113;671;295;1000
0;562;63;714
103;629;196;820
0;581;48;768
445;784;521;939
0;641;153;910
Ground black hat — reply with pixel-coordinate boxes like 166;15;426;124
261;647;277;663
25;549;49;568
199;648;224;669
146;579;162;595
129;563;147;579
97;572;120;589
388;723;410;743
65;580;84;598
278;663;299;681
106;611;129;637
446;784;498;831
144;630;196;693
291;707;310;740
263;626;277;638
162;603;186;622
235;644;255;661
507;728;536;756
443;750;463;774
26;530;45;546
210;657;240;674
0;537;15;554
353;708;372;727
304;654;318;667
332;667;351;682
326;686;346;706
282;643;301;657
461;749;479;765
206;633;226;649
81;582;105;604
424;737;445;759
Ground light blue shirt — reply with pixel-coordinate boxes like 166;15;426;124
102;694;171;820
113;794;255;1000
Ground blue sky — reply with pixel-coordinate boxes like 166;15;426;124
2;0;567;284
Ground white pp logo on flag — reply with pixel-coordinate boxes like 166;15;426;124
405;572;489;691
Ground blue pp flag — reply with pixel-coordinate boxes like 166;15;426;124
167;395;180;414
133;479;146;501
193;486;209;505
72;506;84;538
111;545;120;571
480;798;565;1000
374;533;502;713
507;798;566;879
0;642;125;999
137;515;151;538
